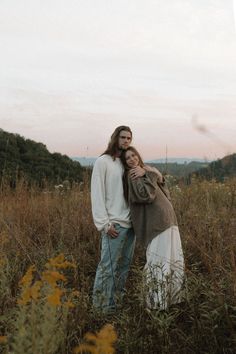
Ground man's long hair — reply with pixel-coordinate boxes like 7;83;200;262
102;125;132;159
120;146;145;202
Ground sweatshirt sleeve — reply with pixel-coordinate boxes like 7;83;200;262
144;165;164;184
91;158;109;231
144;166;171;201
128;171;158;204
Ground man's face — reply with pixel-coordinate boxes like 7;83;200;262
118;130;132;150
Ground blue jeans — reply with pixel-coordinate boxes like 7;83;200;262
93;224;135;312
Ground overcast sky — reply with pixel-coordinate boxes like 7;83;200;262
0;0;236;160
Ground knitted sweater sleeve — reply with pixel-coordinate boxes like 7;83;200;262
128;171;158;204
145;166;171;201
91;158;109;231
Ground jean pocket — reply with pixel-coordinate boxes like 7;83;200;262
114;223;121;231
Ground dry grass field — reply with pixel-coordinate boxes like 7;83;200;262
0;174;236;353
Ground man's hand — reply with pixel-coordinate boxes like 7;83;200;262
107;224;119;238
130;166;146;180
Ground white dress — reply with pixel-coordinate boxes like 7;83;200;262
144;225;184;310
127;169;185;309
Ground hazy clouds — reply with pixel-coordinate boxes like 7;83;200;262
0;0;236;159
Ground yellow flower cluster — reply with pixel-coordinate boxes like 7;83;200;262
45;253;76;270
18;266;42;305
74;324;117;354
18;254;78;307
42;270;66;286
47;287;64;306
19;265;35;287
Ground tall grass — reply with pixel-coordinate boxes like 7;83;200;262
0;175;236;353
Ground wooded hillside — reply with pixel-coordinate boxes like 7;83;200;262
0;129;83;186
192;153;236;181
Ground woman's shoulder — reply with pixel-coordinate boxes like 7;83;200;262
144;165;163;182
144;164;159;172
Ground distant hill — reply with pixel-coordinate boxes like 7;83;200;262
72;156;210;169
146;157;210;164
149;161;209;178
72;156;210;178
72;157;97;166
0;129;83;186
192;153;236;181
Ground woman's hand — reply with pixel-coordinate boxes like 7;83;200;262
129;166;146;180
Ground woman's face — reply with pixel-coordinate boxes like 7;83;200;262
125;150;140;168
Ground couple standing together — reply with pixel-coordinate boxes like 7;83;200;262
91;125;184;313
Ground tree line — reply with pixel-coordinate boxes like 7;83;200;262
193;153;236;182
0;129;84;187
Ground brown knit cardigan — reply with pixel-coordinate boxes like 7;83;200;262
128;170;178;247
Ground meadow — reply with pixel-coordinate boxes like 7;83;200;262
0;174;236;353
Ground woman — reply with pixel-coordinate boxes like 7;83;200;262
121;146;184;310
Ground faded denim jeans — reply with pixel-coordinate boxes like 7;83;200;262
93;224;135;313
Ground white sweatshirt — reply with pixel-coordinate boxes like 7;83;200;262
91;154;132;231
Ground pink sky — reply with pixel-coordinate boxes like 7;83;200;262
0;0;236;160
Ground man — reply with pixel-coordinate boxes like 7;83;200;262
91;125;135;313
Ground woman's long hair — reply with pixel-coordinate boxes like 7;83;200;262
102;125;132;159
120;146;145;202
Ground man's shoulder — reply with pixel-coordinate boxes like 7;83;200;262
95;154;112;163
93;154;113;168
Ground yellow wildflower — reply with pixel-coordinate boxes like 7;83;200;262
42;270;66;287
74;344;98;354
18;280;42;305
46;253;76;269
74;324;117;354
47;288;64;306
19;265;36;287
51;260;76;269
48;253;65;265
18;287;32;305
30;280;42;300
